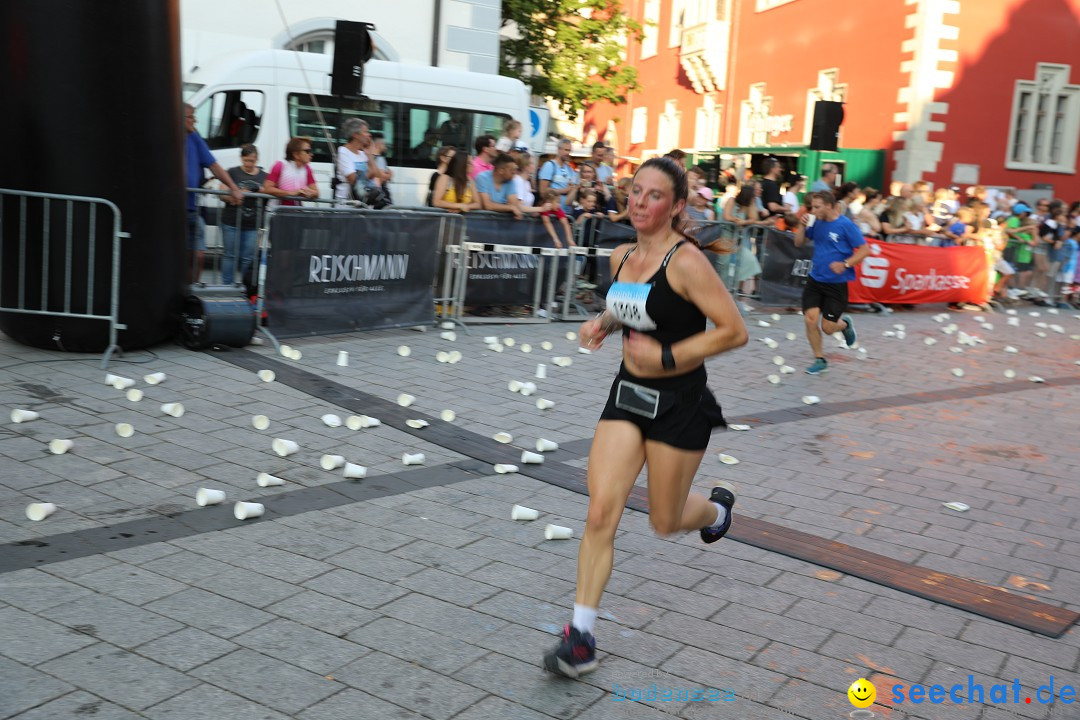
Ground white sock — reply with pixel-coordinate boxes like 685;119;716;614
708;502;728;529
572;604;598;635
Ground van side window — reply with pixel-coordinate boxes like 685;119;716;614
287;94;395;165
194;90;264;150
396;105;510;169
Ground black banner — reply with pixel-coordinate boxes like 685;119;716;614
759;228;815;306
461;213;560;306
264;209;440;337
587;218;637;297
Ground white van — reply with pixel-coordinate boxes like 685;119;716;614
186;49;533;207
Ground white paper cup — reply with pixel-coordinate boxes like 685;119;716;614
26;502;57;521
321;414;343;428
785;332;797;341
234;501;265;520
577;347;592;355
402;452;425;466
320;454;346;470
105;373;132;387
772;356;784;366
336;351;349;367
343;462;367;479
718;453;739;465
161;403;185;418
111;377;136;390
565;332;577;341
924;337;937;346
493;432;513;444
436;351;450;363
49;439;73;454
272;438;299;456
764;339;779;349
488;344;504;353
288;349;302;361
1003;369;1016;379
280;344;293;357
447;351;462;364
483;336;499;344
397;393;415;407
144;372;167;385
521;344;532;353
1029;376;1045;383
440;321;455;330
357;415;381;428
519;382;537;396
541;341;553;351
544;524;573;540
406;419;429;428
440;330;457;341
511;504;539;521
11;409;39;423
494;463;518;474
779;365;795;374
252;415;270;430
503;338;516;347
121;389;142;404
440;409;456;422
115;423;135;438
345;415;364;430
521;450;544;464
195;488;225;506
552;356;572;367
535;363;547;379
257;472;285;487
535;398;555;410
536;438;559;452
508;380;523;393
257;369;276;382
397;345;412;357
801;395;821;405
767;374;781;384
951;368;965;377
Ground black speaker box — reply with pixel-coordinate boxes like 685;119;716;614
331;21;375;98
809;101;845;152
179;287;256;350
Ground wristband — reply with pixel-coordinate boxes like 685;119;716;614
661;343;676;370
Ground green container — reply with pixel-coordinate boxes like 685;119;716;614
689;145;886;193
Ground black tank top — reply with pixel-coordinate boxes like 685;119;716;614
606;240;706;345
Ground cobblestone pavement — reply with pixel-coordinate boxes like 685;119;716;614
2;306;1079;720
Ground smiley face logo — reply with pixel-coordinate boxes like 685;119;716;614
848;678;876;708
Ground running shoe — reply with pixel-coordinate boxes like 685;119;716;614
840;314;857;347
700;480;736;544
542;624;597;678
805;358;829;375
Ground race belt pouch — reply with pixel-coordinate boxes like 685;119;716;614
614;380;662;419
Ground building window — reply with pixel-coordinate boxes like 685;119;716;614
641;0;660;59
631;107;649;145
669;0;685;48
694;95;721;149
1006;63;1079;173
755;0;798;10
804;69;847;145
658;100;681;151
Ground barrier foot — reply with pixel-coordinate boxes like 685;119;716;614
100;343;123;370
255;326;282;355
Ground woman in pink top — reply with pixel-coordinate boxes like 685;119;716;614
262;137;319;206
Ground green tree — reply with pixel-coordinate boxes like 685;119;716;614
501;0;643;117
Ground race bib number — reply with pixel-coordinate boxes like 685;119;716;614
606;282;657;331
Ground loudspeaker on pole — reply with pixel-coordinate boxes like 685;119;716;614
809;101;845;152
331;21;375;98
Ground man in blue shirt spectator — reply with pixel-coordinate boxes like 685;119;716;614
185;103;243;283
538;138;578;209
793;190;871;375
475;153;523;218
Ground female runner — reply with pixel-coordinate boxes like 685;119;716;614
543;157;748;678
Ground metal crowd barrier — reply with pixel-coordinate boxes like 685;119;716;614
0;188;127;368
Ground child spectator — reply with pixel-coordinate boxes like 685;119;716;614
571;189;605;224
941;207;977;247
687;187;716;222
496;120;528;153
539;188;574;248
1054;226;1078;308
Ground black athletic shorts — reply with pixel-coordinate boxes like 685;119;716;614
599;364;726;450
802;277;849;322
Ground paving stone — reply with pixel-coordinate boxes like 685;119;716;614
323;544;428;582
135;627;239;672
232;618;369;675
295;688;423;720
623;580;727;620
69;562;189;606
710;603;832;653
453;651;605;718
142;683;293;720
38;644;198;711
40;594;184;649
659;646;786;704
333;650;488;720
395;566;501;607
764;571;875;612
448;695;557;720
191;566;303;609
190;649;339;715
642;610;768;662
0;655;76;718
784;598;903;645
894;627;1008;676
0;604;98;665
143;588;274;639
378;593;508;642
6;690;146;720
345;616;488;675
300;568;410;609
818;632;935;684
959;621;1079;672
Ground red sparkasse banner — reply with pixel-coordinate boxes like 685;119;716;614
849;241;991;304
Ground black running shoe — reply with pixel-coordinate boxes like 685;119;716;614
542;624;597;678
700;481;736;544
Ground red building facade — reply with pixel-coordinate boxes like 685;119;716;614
584;0;1080;197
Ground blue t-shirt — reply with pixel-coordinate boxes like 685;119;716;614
474;170;513;205
185;132;217;209
806;214;866;283
538;160;577;208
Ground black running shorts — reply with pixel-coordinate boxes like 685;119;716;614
801;277;849;322
599;364;726;450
